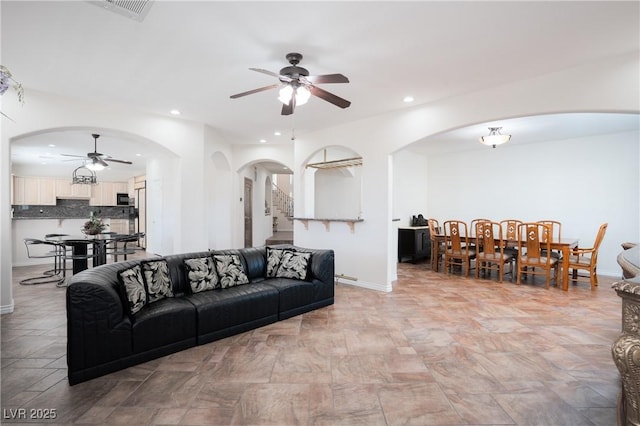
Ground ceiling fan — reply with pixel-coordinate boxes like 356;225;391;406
61;133;132;170
230;52;351;115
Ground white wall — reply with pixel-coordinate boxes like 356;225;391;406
424;131;639;276
314;167;362;219
392;150;429;226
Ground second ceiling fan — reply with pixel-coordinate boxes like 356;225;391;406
230;52;351;115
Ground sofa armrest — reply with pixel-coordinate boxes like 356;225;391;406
66;264;133;383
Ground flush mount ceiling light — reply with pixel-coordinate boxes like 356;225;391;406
479;127;511;148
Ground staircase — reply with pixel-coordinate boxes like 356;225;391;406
272;184;293;218
267;184;293;245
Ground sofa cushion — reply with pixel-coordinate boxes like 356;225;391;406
141;259;174;303
185;283;279;338
263;277;315;314
276;250;311;280
118;264;147;315
213;254;249;288
266;246;289;278
184;256;219;293
131;297;196;354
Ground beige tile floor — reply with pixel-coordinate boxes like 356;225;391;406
1;258;624;425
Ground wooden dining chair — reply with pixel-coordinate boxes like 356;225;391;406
443;220;475;277
475;220;514;282
538;220;562;260
500;219;522;260
427;218;444;271
516;222;559;288
568;223;608;289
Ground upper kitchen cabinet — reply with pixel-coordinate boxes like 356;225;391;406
90;181;129;206
12;176;56;205
55;179;92;199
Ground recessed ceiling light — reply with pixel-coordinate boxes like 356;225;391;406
170;109;181;115
48;144;56;147
259;139;267;143
274;131;281;136
403;96;415;103
135;153;142;157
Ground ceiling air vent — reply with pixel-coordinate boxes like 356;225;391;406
88;0;154;22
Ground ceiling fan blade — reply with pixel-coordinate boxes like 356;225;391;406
104;158;133;165
230;83;279;99
305;73;349;84
309;85;351;109
249;68;280;78
97;157;109;167
61;154;86;158
281;98;294;116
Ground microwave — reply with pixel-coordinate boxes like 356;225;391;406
116;193;130;206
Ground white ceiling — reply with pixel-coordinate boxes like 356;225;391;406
2;1;639;180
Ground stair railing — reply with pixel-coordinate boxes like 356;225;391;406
272;184;293;217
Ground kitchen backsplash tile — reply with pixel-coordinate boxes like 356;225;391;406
12;199;129;219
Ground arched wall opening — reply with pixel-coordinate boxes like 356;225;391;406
300;146;363;220
390;111;640;279
235;159;293;248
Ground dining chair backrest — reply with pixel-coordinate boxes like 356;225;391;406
538;220;561;243
427;218;440;236
500;219;522;243
475;221;502;253
444;220;468;252
518;222;552;261
23;238;58;259
591;223;608;262
470;218;491;237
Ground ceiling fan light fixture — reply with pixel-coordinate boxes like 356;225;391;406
85;158;105;171
278;84;310;106
479;127;511;148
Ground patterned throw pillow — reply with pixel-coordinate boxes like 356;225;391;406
141;259;174;303
266;247;289;278
213;254;249;288
184;256;219;293
118;264;147;315
276;251;311;280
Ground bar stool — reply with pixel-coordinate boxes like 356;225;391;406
20;238;65;286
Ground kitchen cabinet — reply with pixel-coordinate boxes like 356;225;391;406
90;181;130;206
398;226;431;263
12;176;56;205
55;179;92;198
108;219;129;234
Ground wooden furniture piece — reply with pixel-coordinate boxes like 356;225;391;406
567;223;608;289
475;220;514;282
538;219;562;260
398;226;431;263
516;222;559;288
612;243;640;426
500;219;522;259
428;218;444;271
443;220;476;277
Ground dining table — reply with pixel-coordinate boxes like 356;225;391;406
46;233;125;274
431;234;579;291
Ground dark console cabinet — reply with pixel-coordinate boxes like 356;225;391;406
398;226;431;263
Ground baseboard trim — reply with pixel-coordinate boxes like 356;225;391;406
1;300;15;314
336;277;391;292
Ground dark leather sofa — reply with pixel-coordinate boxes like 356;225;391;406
66;245;334;385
